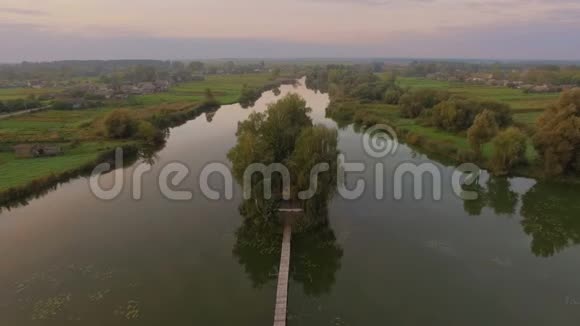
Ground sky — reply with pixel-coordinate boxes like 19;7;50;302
1;0;579;62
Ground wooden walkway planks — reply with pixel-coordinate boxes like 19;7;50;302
273;219;292;326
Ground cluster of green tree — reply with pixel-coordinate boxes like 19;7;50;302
306;65;404;104
103;109;165;143
406;94;525;174
238;84;262;108
229;94;342;292
405;89;580;178
431;98;512;132
533;88;580;176
102;90;221;143
0;97;42;113
307;64;580;179
307;64;533;176
517;66;580;86
399;89;450;118
228;93;338;206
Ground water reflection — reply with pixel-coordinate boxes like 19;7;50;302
233;195;343;296
463;177;519;217
521;182;580;257
290;215;343;297
463;176;580;257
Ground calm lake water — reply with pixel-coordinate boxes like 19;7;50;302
1;79;580;325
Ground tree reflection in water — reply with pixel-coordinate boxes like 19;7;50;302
232;194;343;296
521;182;580;257
462;176;519;217
462;176;580;257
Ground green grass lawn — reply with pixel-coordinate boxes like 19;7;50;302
0;87;62;101
137;74;274;105
0;141;126;192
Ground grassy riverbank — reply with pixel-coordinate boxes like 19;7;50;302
0;73;283;200
330;99;551;178
0;141;133;192
325;75;573;181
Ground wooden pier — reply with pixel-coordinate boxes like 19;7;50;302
273;219;292;326
273;203;302;326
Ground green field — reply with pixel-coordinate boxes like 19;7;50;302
137;74;275;105
0;73;278;195
0;141;128;192
0;109;112;143
393;77;558;126
0;87;62;101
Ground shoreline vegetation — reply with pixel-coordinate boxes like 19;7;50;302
0;73;296;209
306;65;579;183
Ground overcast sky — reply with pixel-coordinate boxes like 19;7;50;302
1;0;579;62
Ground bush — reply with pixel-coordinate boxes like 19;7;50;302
351;82;388;102
136;121;165;143
467;109;499;154
104;109;138;139
384;88;403;104
558;87;580;109
533;88;580;176
479;100;512;127
239;85;261;107
490;127;528;175
399;89;450;118
432;98;512;132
